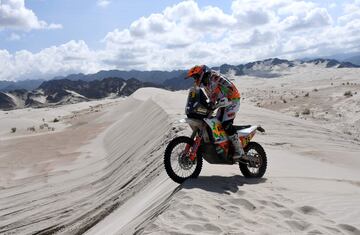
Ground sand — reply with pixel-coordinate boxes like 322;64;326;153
1;66;360;235
0;96;178;234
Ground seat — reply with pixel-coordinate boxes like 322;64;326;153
233;125;251;131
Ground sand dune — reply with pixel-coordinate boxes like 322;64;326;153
128;87;360;235
1;67;360;234
0;96;177;234
87;86;359;235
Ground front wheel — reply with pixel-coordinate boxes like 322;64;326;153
164;136;203;184
239;142;267;178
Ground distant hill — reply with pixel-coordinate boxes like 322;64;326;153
0;77;164;110
343;55;360;66
55;69;187;84
304;52;360;66
54;69;190;91
0;79;44;92
162;71;191;90
220;58;358;74
304;58;360;68
168;58;360;89
0;92;16;110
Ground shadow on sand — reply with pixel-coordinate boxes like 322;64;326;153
181;175;267;195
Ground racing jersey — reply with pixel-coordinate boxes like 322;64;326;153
202;71;240;104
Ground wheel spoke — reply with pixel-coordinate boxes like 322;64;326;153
246;149;261;175
170;143;197;179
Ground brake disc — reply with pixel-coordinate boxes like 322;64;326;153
178;154;193;170
247;153;260;167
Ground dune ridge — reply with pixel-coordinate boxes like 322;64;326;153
131;88;360;235
0;98;177;234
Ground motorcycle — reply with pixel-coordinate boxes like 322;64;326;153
164;87;267;184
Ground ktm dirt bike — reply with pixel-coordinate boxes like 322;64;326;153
164;87;267;184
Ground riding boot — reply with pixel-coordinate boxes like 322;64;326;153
229;133;245;161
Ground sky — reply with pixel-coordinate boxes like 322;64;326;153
0;0;360;81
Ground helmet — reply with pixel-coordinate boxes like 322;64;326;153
185;65;211;86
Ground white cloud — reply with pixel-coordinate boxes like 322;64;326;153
1;0;360;81
102;0;237;69
281;8;332;31
100;0;338;69
231;0;276;28
97;0;110;8
343;0;360;13
339;0;360;25
0;0;62;31
0;41;106;81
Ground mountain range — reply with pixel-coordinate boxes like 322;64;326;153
48;58;360;84
322;52;360;65
53;70;187;84
0;79;45;92
1;58;359;110
343;55;360;65
2;57;359;92
213;58;359;77
0;78;163;110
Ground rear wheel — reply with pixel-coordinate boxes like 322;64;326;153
239;142;267;178
164;136;203;184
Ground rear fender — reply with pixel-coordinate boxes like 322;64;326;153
238;125;260;148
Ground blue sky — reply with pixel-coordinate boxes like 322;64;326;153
0;0;360;80
1;0;234;52
1;0;349;52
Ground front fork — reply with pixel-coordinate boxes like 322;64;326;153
184;130;202;161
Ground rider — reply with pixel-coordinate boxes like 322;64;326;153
185;65;245;161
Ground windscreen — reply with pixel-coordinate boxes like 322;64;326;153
185;87;211;119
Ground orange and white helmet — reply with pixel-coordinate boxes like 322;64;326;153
185;65;211;86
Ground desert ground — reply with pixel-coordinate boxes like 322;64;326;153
0;65;359;235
